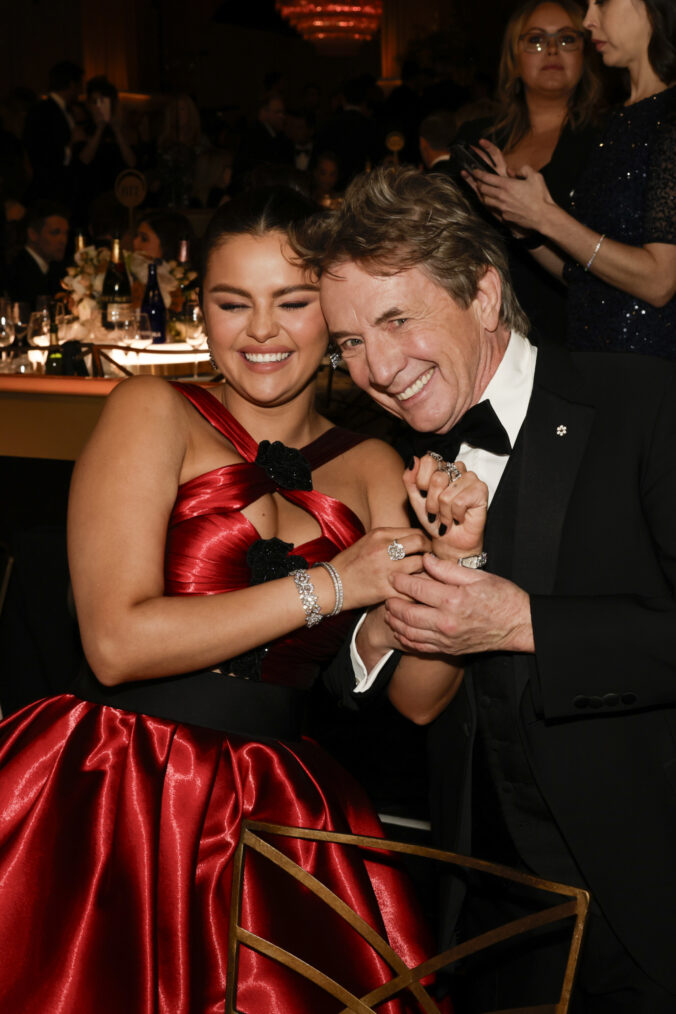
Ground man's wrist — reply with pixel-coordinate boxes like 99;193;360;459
508;593;535;652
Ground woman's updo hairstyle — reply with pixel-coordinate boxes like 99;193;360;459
201;186;322;282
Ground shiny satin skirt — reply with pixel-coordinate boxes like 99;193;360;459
0;695;438;1014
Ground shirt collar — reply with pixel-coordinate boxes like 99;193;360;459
429;154;450;168
481;330;537;450
25;245;49;275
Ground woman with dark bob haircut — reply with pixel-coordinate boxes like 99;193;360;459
455;0;604;342
0;186;472;1011
133;207;196;262
467;0;676;358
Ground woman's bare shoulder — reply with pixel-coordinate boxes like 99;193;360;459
344;435;405;474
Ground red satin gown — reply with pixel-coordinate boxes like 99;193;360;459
0;384;440;1014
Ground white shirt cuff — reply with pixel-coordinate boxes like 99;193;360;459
350;612;395;693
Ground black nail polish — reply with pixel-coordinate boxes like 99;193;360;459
427;512;436;524
438;523;447;536
406;456;415;470
420;489;427;498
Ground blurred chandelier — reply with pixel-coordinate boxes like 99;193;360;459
275;2;383;46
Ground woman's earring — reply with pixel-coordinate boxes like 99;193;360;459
329;350;342;370
208;344;218;371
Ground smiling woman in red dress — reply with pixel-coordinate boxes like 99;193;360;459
0;187;471;1013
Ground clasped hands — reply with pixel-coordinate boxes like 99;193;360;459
385;453;534;657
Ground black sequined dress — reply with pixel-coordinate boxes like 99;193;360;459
564;88;676;357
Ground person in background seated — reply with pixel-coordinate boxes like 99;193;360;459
419;110;457;175
231;93;294;192
132;208;196;263
7;200;69;308
311;150;341;207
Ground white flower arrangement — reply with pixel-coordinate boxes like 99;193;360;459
62;246;198;322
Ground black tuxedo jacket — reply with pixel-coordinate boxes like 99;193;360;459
23;97;72;202
7;249;64;310
325;341;676;993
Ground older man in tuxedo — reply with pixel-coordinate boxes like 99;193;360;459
306;167;676;1012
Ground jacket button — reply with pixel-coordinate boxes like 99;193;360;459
589;696;603;708
603;693;619;707
573;695;588;708
621;692;637;705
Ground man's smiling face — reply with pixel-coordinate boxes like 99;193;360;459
320;259;499;434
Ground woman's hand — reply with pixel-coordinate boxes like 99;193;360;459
470;163;555;235
404;455;488;562
332;526;431;612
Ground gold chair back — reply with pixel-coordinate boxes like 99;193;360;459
226;820;590;1014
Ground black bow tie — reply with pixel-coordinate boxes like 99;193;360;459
403;400;512;463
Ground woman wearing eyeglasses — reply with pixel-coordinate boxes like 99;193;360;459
468;0;676;358
455;0;603;343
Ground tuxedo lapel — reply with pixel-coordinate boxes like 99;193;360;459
512;383;594;595
510;344;595;713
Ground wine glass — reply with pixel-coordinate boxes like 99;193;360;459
182;303;207;378
121;312;153;350
0;306;15;373
27;310;51;369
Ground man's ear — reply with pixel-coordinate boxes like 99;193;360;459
27;226;39;246
472;266;502;333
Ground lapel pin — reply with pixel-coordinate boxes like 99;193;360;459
556;425;567;436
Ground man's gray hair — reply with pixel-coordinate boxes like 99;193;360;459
294;165;529;335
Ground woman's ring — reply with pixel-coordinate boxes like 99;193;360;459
443;461;462;482
426;451;444;464
387;539;406;561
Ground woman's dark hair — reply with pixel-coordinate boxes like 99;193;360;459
493;0;603;153
201;186;321;279
645;0;676;84
137;209;196;262
86;75;118;103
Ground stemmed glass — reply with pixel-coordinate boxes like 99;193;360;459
27;310;51;369
182;303;207;378
120;312;153;349
0;302;15;372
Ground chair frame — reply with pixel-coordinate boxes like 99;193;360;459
225;819;590;1014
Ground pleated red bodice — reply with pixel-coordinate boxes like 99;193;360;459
164;382;367;688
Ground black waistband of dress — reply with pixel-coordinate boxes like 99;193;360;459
71;664;307;740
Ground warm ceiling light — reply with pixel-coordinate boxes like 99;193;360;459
275;2;383;48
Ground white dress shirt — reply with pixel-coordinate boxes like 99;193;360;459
351;331;538;691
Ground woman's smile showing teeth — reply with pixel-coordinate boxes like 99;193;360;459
396;367;434;401
242;351;292;363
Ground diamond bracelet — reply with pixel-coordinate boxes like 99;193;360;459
314;560;343;617
290;569;323;628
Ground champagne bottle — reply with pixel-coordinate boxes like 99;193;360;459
45;313;63;375
141;261;166;344
101;236;132;330
175;235;194;316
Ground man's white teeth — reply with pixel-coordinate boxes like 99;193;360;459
396;368;434;401
244;352;291;362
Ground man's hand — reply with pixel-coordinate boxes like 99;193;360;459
387;553;535;655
